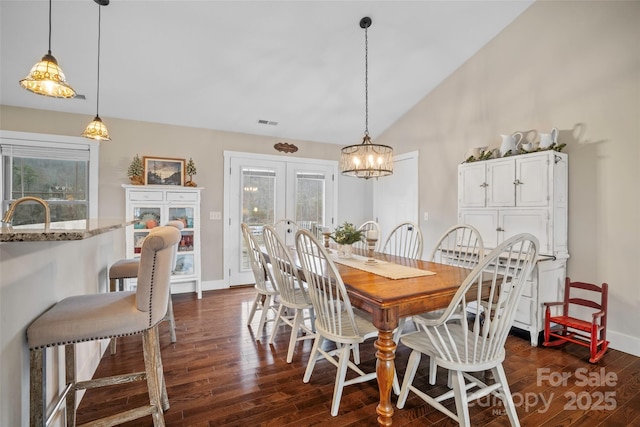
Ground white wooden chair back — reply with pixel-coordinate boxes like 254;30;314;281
430;224;484;269
353;220;381;252
382;221;423;260
295;229;360;342
263;225;310;306
241;222;277;293
414;233;538;368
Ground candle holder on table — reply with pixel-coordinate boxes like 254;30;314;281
365;237;378;265
322;231;332;253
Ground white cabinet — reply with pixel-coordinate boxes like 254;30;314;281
123;185;202;298
457;151;568;345
459;209;550;254
458;151;567;257
459;152;552;209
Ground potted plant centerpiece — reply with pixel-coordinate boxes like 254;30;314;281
330;222;364;258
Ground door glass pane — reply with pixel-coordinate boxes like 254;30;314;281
296;172;325;235
133;207;161;229
169;207;194;228
241;168;276;269
174;253;194;275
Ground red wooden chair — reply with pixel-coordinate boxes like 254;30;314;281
543;278;609;363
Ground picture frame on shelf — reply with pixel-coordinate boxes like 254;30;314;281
143;156;185;186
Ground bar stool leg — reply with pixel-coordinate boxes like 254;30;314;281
30;348;45;427
65;344;76;427
142;326;167;426
166;298;177;343
109;278;126;355
152;325;170;410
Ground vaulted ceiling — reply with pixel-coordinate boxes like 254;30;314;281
0;1;533;145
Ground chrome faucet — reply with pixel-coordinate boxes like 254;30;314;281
1;196;51;226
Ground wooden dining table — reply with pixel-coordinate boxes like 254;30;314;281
262;245;471;426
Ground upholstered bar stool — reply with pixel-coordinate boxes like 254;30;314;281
108;220;184;353
27;226;180;427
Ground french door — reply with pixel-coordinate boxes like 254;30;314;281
224;151;337;286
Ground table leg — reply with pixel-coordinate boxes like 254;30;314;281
375;329;396;426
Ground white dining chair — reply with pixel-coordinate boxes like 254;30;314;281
406;224;486;384
263;225;316;363
397;233;539;427
241;223;279;333
295;229;399;416
353;220;381;252
382;221;423;260
429;224;485;269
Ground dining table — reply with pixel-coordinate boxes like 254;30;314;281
262;244;472;426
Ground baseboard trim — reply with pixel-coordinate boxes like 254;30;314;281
608;330;640;357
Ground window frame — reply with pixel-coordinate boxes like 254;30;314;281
0;130;99;220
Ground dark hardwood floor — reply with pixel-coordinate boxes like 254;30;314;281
77;287;640;426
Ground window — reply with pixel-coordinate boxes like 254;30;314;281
0;131;99;225
295;171;325;230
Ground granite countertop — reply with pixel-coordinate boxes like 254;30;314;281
0;219;133;242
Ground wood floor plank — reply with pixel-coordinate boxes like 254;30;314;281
76;287;640;426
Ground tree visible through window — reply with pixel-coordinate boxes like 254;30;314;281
1;132;96;226
9;157;88;225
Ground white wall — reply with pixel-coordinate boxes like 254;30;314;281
376;1;640;356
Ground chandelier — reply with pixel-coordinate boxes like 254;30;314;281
19;0;76;98
340;17;393;180
82;0;111;141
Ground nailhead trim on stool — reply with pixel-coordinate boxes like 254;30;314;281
108;220;184;354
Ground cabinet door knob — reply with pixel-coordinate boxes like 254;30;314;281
513;179;521;185
480;182;488;188
496;227;505;232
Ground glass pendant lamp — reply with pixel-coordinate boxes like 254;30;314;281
19;0;76;98
82;0;111;141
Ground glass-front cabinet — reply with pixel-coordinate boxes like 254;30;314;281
124;184;202;298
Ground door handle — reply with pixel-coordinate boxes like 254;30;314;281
496;227;505;232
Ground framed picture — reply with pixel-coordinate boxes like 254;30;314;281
143;156;185;186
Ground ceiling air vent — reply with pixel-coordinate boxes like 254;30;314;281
257;119;278;126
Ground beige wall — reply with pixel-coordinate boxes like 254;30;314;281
0;105;351;285
376;0;640;355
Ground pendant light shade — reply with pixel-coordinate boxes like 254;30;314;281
83;0;111;141
82;116;111;141
340;17;393;180
19;0;76;98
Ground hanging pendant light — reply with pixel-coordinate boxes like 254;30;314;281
83;0;111;141
19;0;76;98
340;17;393;180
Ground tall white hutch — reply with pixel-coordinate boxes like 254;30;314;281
123;184;202;298
457;150;568;345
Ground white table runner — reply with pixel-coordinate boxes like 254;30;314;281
330;253;435;280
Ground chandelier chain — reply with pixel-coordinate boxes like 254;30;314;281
364;23;369;136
